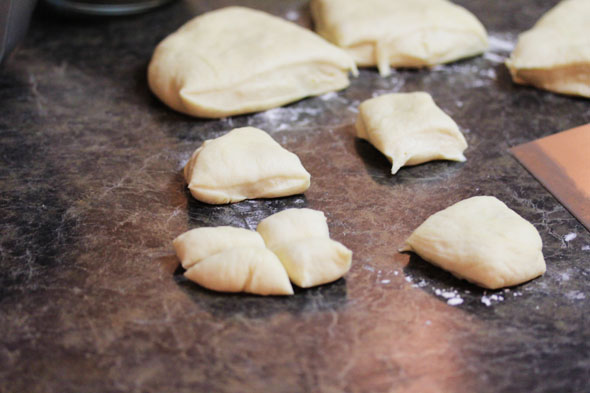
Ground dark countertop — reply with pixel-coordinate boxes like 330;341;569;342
1;1;589;392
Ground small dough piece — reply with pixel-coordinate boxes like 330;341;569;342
173;226;265;269
256;208;329;252
311;0;488;76
356;92;467;174
183;127;311;204
273;238;353;288
148;6;357;118
185;247;294;296
257;208;352;288
506;0;590;98
401;196;546;289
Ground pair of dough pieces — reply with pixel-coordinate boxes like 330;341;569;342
173;227;293;295
356;92;468;174
257;209;352;288
402;196;546;289
311;0;488;76
148;6;357;118
506;0;590;98
183;127;310;204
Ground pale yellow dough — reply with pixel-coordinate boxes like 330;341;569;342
148;6;357;118
506;0;590;98
183;127;310;204
184;247;294;296
173;226;265;269
356;92;467;175
401;196;546;289
257;208;352;288
174;226;293;296
311;0;488;76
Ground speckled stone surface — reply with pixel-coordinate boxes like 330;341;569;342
1;1;589;392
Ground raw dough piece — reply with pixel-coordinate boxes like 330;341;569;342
185;247;294;296
506;0;590;98
311;0;488;76
174;227;293;295
356;92;467;175
183;127;311;204
257;208;352;288
401;196;546;289
148;6;357;118
173;226;265;269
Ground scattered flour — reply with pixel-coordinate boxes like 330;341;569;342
381;279;391;284
582;245;590;251
447;297;464;306
285;10;299;21
481;293;505;307
567;291;586;300
564;233;577;242
488;33;516;53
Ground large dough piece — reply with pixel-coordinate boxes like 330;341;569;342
506;0;590;98
257;208;352;288
174;226;293;296
356;92;467;175
311;0;488;76
401;196;546;289
183;127;311;204
148;6;357;118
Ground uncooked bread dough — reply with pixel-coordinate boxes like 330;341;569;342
356;92;467;174
506;0;590;98
311;0;488;76
174;226;293;295
173;226;265;269
183;127;311;204
257;208;352;288
401;196;546;289
185;247;294;296
148;6;358;118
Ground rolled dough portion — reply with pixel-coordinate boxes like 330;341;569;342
401;196;546;289
257;208;352;288
356;92;467;174
184;247;294;296
506;0;590;98
183;127;311;204
148;6;357;118
173;226;265;269
311;0;488;76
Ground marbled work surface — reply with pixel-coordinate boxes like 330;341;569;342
1;1;589;392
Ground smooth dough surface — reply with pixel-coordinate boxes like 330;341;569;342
356;92;467;174
401;196;546;289
506;0;590;98
173;226;265;269
311;0;488;76
183;127;310;204
184;247;294;296
148;6;357;118
257;208;352;288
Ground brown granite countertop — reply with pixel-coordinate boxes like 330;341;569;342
1;1;589;392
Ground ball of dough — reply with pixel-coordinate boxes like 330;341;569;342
257;208;352;288
173;226;265;269
183;127;311;204
356;92;467;174
311;0;488;76
506;0;590;98
148;6;358;118
401;196;546;289
184;247;294;296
